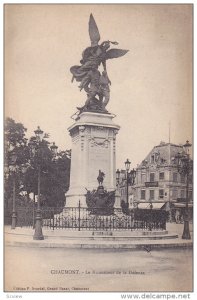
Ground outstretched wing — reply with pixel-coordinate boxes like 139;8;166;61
106;49;129;59
89;13;100;45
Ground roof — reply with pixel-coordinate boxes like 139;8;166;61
138;142;184;168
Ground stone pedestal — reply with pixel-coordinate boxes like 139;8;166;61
114;190;121;208
65;112;120;207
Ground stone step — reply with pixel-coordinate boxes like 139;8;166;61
5;228;178;240
6;228;169;237
43;233;178;241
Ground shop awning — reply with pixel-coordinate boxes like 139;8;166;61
173;203;193;208
138;202;166;210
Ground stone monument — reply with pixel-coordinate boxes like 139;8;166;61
66;14;128;207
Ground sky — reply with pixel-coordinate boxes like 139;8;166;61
4;4;193;169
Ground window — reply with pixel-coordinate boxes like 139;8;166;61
180;190;185;198
180;174;185;183
159;172;165;180
150;190;155;200
141;173;146;183
151;155;155;163
173;172;178;182
172;189;178;199
189;191;193;201
141;190;146;200
150;173;155;182
159;189;164;199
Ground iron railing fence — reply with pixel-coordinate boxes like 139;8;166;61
11;204;166;231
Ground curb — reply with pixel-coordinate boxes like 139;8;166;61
5;239;193;250
5;225;193;250
5;232;179;241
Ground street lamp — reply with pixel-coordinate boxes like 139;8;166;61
125;159;131;208
34;126;44;142
10;151;17;229
29;126;45;240
175;140;192;240
50;142;58;160
116;169;120;187
149;198;153;231
130;168;136;208
130;168;137;185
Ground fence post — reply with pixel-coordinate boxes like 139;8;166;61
78;200;81;231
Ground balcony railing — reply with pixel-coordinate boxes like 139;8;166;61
145;181;158;187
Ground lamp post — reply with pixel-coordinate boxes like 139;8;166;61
125;159;131;208
29;126;45;240
130;168;136;208
149;197;153;231
130;168;137;185
10;151;17;229
116;169;120;187
115;169;121;209
175;140;192;240
50;142;58;160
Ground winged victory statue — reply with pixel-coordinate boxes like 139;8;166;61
70;14;129;114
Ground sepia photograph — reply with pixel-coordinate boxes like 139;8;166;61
4;3;193;295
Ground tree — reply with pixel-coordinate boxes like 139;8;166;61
22;142;71;208
4;118;71;215
4;117;29;166
45;150;70;207
4;118;29;213
35;150;71;208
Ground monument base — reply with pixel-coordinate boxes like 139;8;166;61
114;192;121;208
65;188;87;207
65;111;120;208
65;196;87;208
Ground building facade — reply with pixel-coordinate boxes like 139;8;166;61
134;141;192;219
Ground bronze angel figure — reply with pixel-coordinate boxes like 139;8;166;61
70;14;129;113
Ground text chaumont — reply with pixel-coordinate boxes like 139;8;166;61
51;269;79;275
